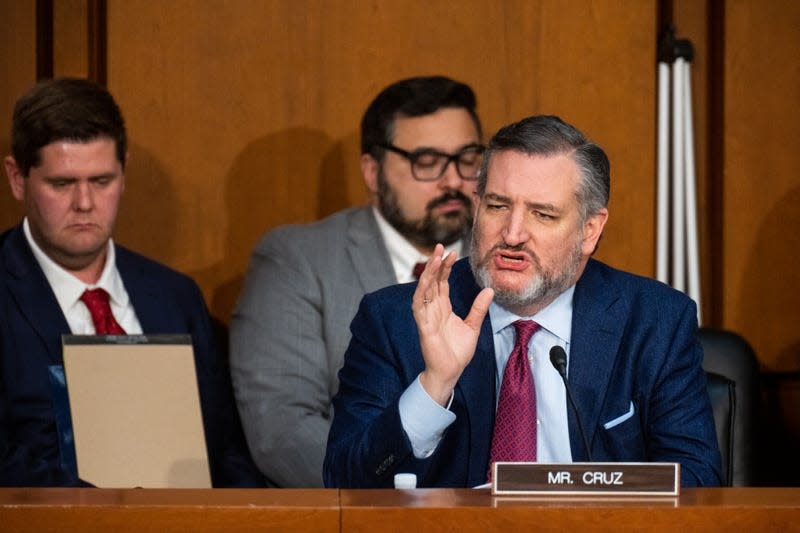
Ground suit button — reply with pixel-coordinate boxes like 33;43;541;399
375;454;396;475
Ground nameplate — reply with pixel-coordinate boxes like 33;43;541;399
492;462;679;496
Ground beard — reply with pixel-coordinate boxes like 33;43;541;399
376;169;473;248
469;229;584;314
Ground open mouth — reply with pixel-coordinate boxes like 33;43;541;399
493;249;530;270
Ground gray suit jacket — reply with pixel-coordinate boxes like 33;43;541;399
231;206;400;486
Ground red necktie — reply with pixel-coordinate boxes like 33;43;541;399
80;288;127;335
488;320;540;479
412;262;426;280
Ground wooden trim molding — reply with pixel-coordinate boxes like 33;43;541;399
36;0;54;79
88;0;107;85
707;0;725;327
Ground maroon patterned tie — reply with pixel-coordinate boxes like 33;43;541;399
80;288;127;335
412;262;426;280
488;320;540;480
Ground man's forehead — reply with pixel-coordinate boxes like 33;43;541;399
37;136;116;156
487;150;578;180
33;138;123;174
483;151;580;200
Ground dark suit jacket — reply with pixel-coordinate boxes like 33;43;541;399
324;257;722;488
0;224;263;487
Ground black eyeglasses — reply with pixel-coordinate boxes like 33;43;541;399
377;143;485;182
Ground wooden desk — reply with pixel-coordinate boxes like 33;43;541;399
0;488;338;533
341;488;800;532
1;488;798;532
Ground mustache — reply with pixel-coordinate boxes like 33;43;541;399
426;190;472;211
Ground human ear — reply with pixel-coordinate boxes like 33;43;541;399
4;156;26;202
581;208;608;255
360;153;379;196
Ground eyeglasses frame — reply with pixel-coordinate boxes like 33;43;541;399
376;142;485;182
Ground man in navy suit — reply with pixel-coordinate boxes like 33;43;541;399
324;115;721;488
0;78;262;486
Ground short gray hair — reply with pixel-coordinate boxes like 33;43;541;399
477;115;609;222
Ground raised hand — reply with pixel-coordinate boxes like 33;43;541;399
412;244;494;406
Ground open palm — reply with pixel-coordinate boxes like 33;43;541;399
412;244;494;406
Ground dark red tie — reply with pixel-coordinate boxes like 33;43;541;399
80;288;127;335
488;320;540;479
412;262;426;280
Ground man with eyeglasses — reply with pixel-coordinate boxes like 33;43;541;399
230;76;483;487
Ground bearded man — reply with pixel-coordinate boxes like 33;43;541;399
231;76;484;487
324;114;721;489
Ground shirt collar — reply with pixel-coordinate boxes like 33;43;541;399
372;206;462;283
488;284;575;343
23;217;128;310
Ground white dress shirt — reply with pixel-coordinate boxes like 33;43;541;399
372;207;463;284
23;218;143;335
398;283;575;463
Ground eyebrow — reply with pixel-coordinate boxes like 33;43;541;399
483;192;561;213
411;141;482;153
44;172;119;182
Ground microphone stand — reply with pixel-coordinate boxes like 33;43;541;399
550;346;593;462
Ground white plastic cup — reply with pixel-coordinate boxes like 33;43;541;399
393;473;417;489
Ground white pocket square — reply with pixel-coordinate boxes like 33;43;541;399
603;401;635;429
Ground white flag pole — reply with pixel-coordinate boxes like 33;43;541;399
657;28;701;323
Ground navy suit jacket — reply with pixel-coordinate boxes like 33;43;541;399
324;258;722;488
0;224;263;487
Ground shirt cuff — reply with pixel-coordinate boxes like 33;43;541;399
398;374;457;458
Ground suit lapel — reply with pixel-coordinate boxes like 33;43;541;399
345;207;396;293
115;247;171;333
459;317;495;483
3;226;70;363
458;232;471;258
449;260;496;483
567;259;625;460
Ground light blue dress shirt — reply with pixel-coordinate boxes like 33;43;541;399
399;285;575;463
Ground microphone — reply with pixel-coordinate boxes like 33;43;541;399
549;346;593;462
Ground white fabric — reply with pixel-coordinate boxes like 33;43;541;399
372;207;462;283
23;217;143;334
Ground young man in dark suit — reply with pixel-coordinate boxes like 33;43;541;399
0;78;262;487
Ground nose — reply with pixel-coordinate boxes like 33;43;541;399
501;207;530;246
73;182;94;211
438;159;463;190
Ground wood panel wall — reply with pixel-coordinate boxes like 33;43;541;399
0;0;36;226
1;0;798;376
102;0;656;323
723;1;800;373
